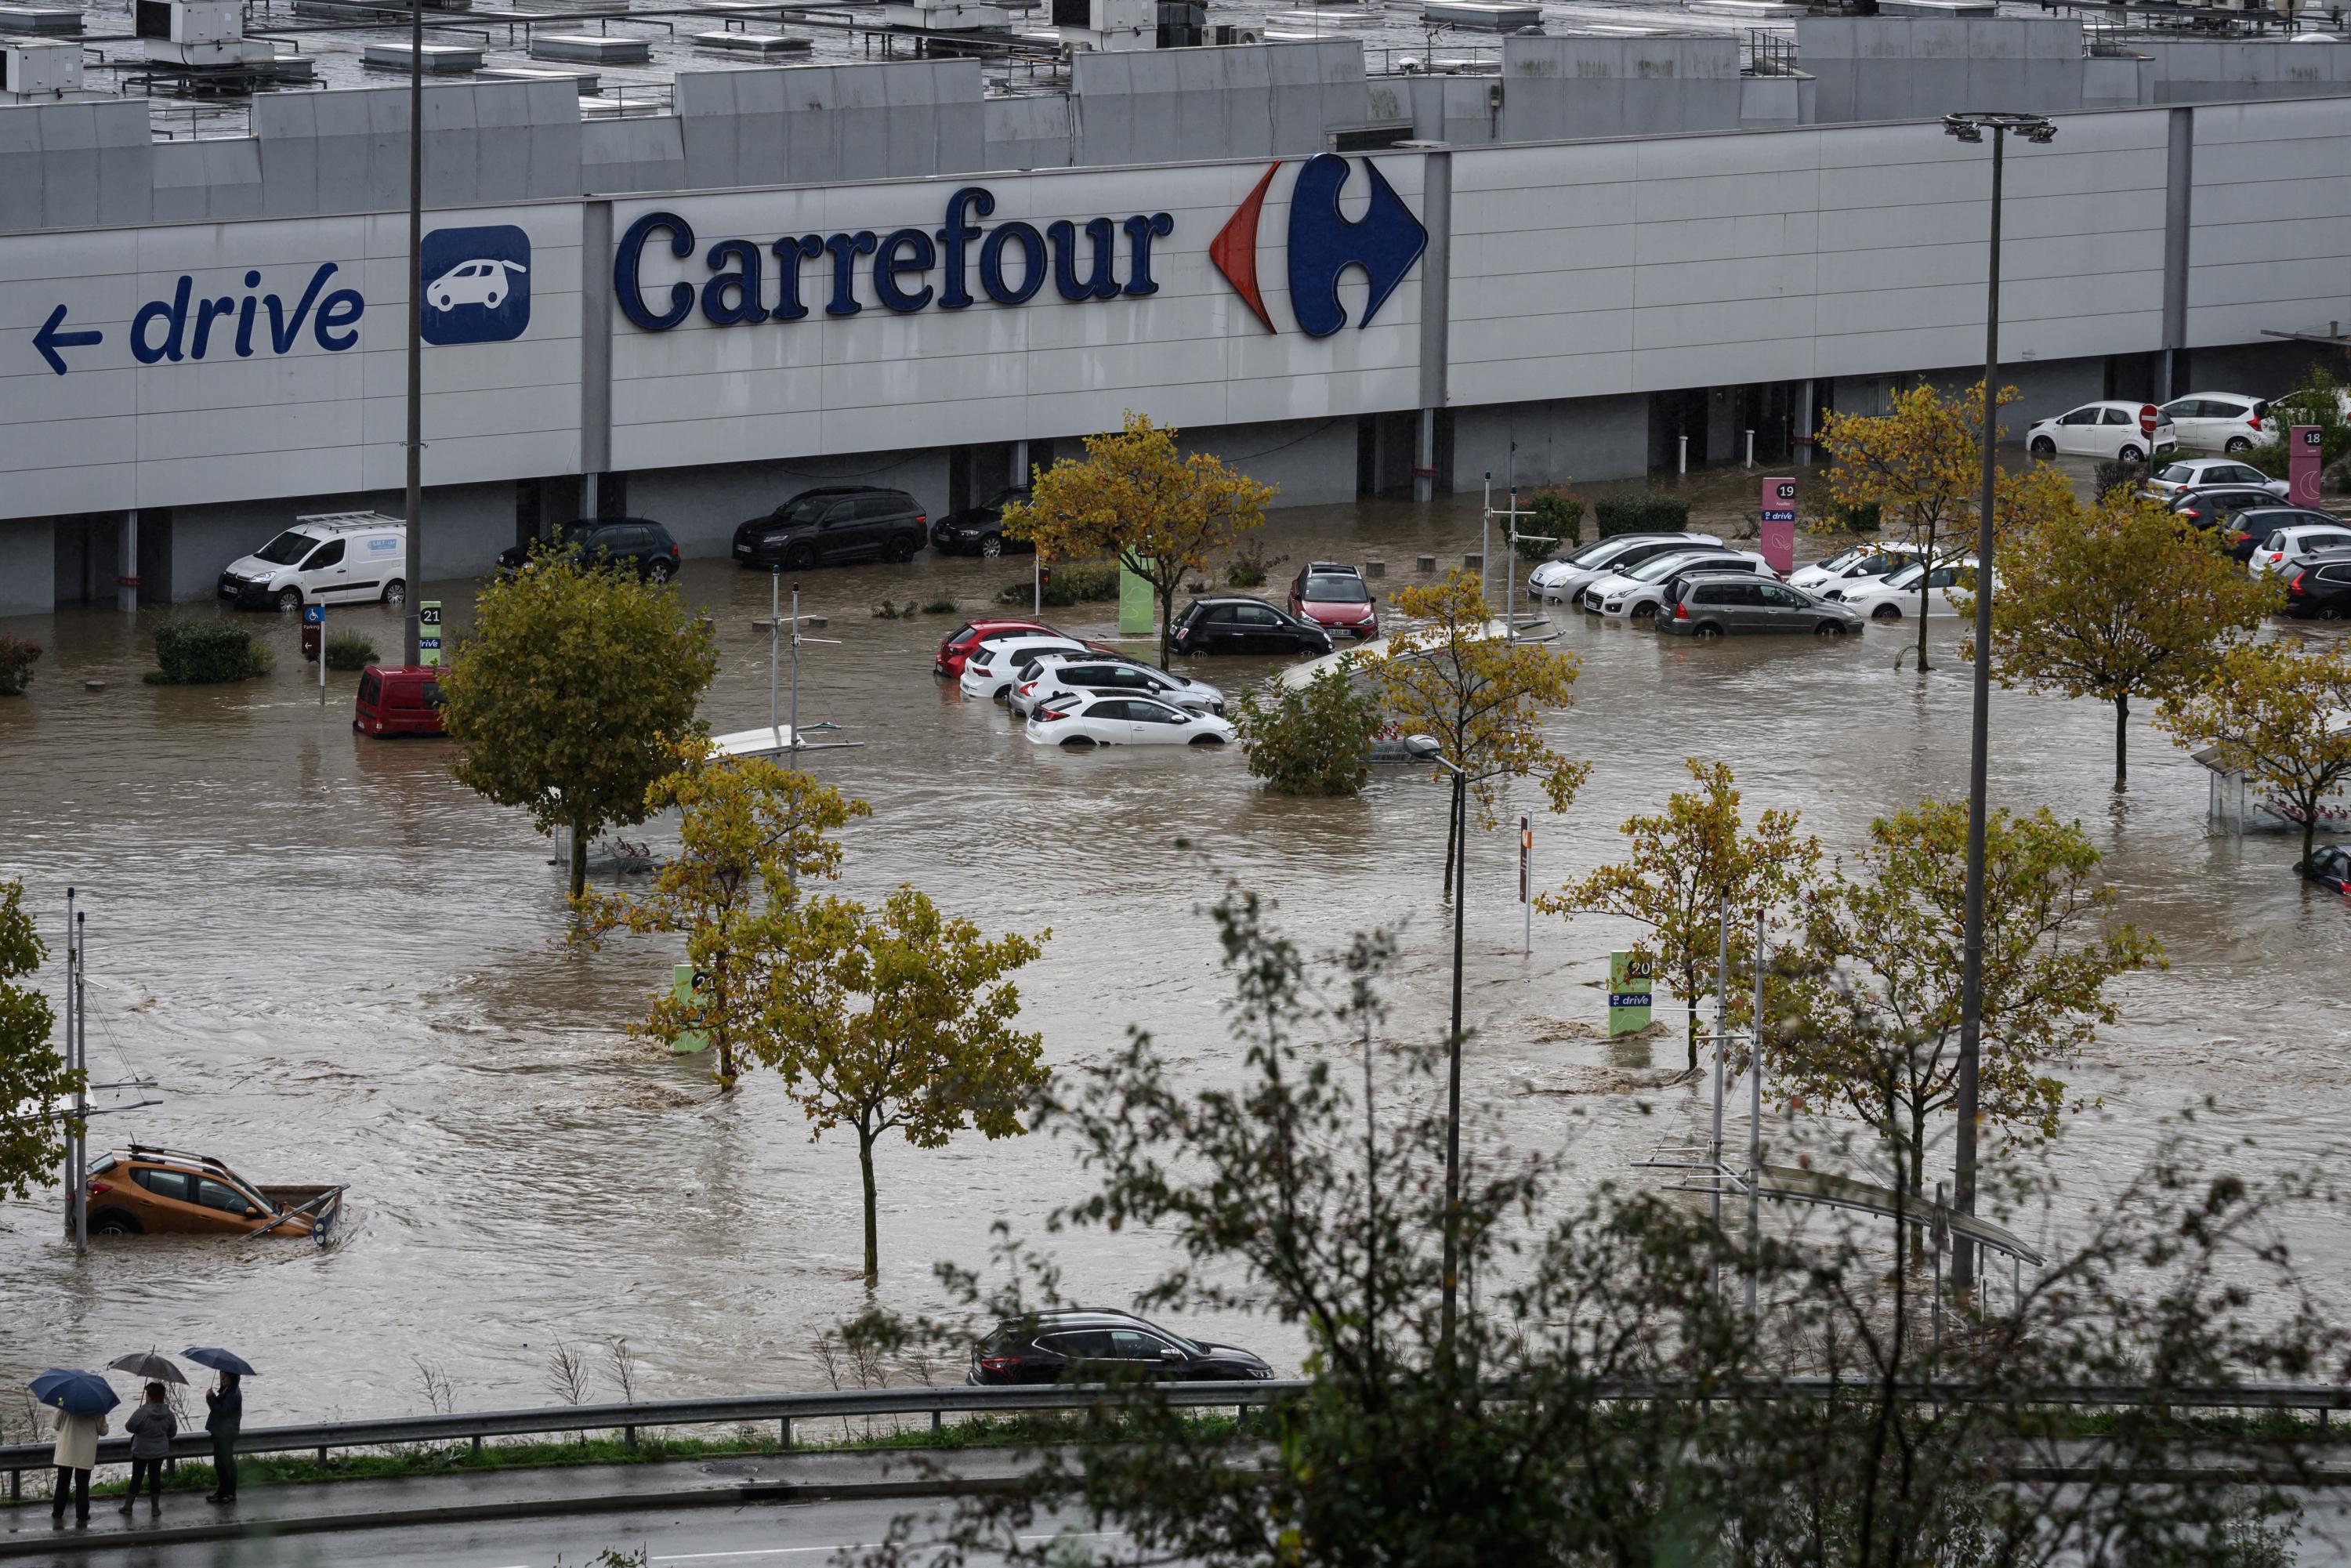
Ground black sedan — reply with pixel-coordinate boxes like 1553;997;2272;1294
968;1309;1273;1385
930;487;1033;558
1171;596;1334;657
2299;844;2351;894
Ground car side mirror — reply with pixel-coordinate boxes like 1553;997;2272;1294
243;1208;261;1218
1161;1349;1186;1366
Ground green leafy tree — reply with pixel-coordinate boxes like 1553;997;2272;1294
1001;411;1277;667
2157;640;2351;869
0;879;78;1204
1770;800;2162;1204
1229;662;1386;797
572;748;870;1088
1538;759;1818;1072
766;887;1048;1285
441;552;720;899
1965;488;2279;788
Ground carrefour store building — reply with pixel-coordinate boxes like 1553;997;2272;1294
4;25;2350;616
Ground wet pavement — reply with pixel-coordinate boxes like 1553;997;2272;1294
3;483;2349;1424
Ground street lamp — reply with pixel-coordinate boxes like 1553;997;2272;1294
1405;733;1469;1362
1940;110;2053;1298
400;0;425;666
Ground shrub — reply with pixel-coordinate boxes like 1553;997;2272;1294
324;632;378;672
1593;494;1691;538
1831;499;1880;533
147;621;271;685
995;560;1121;608
921;594;959;615
1519;487;1585;557
0;636;38;696
871;600;921;620
1229;664;1384;797
1224;538;1286;589
2093;458;2144;499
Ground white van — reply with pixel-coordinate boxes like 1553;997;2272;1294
218;513;408;611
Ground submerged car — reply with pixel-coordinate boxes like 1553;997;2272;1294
969;1309;1273;1384
2300;844;2351;894
929;487;1033;557
84;1147;343;1242
1026;694;1235;748
1287;562;1380;640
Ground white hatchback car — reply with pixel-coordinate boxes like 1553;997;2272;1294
2024;401;2177;463
1790;541;1920;595
2247;521;2351;578
959;636;1089;702
1527;533;1717;604
1582;549;1773;621
2146;457;2288;501
1837;558;1988;621
2157;392;2276;454
1025;694;1236;748
1008;653;1224;719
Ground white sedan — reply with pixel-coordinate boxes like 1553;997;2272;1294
959;636;1089;702
1025;694;1237;748
1791;541;1919;595
2023;401;2176;463
1836;558;1989;621
1582;549;1773;621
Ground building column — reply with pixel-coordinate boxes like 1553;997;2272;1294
1795;378;1816;467
118;510;139;612
2160;107;2193;403
1011;439;1030;490
580;199;614;532
1414;143;1454;502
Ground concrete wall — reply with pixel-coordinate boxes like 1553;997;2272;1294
1798;18;2088;125
1451;393;1649;487
1499;37;1744;143
628;447;951;559
0;516;53;617
1070;41;1367;167
2183;97;2351;351
1186;415;1362;509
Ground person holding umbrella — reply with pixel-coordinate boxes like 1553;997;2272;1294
106;1353;187;1520
183;1349;255;1505
29;1371;117;1528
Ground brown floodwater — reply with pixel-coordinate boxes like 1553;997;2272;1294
3;487;2348;1425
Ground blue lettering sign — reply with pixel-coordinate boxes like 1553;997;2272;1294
110;263;365;370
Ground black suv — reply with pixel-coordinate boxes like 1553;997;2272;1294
1170;596;1334;657
930;487;1033;558
968;1309;1273;1385
497;519;680;581
733;487;927;570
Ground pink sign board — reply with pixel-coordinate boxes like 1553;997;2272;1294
2289;425;2324;508
1759;476;1797;574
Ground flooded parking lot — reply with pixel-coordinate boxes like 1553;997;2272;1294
4;489;2349;1423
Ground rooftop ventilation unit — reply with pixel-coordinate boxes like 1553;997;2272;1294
3;37;81;95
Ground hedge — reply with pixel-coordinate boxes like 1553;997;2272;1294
0;636;38;696
324;632;379;672
148;621;272;685
1593;495;1692;538
996;560;1121;608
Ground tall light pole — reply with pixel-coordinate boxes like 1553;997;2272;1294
1940;110;2054;1297
401;0;425;666
1407;737;1469;1364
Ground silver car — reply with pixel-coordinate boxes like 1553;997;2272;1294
1657;571;1866;639
1006;651;1226;719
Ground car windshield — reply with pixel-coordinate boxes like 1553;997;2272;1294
1882;563;1927;588
980;488;1027;510
1629;552;1722;583
1814;546;1865;573
1853;553;1909;576
2157;464;2196;483
1302;576;1370;603
776;495;837;524
1563;539;1628;567
253;530;320;566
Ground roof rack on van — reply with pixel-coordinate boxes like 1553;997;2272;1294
293;511;404;533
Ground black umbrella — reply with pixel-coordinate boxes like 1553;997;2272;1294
181;1347;257;1378
108;1352;187;1385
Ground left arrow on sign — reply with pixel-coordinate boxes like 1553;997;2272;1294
34;303;103;376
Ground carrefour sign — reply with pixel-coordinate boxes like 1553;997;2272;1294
611;154;1425;340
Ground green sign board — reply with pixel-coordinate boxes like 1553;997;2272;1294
418;600;443;668
669;963;709;1056
1118;558;1154;637
1607;951;1654;1037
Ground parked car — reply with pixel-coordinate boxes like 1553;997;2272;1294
1788;542;1921;595
2157;391;2277;453
929;487;1032;558
2226;507;2344;564
2284;554;2351;621
2168;487;2290;540
1009;652;1224;719
353;664;445;738
1170;597;1333;657
935;618;1055;678
218;512;407;610
2024;401;2176;463
2146;458;2287;500
1659;574;1867;638
2248;521;2351;578
1527;533;1716;604
1835;558;1986;621
732;487;927;569
969;1309;1273;1385
2298;843;2351;894
496;519;681;581
959;635;1092;701
82;1146;342;1240
1027;694;1237;748
1582;549;1773;621
1287;562;1380;640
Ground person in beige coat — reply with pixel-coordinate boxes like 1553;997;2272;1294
49;1407;107;1526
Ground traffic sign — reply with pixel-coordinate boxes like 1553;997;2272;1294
300;604;324;625
2138;404;2158;438
1608;951;1654;1037
1759;476;1797;573
419;600;443;668
2290;425;2324;506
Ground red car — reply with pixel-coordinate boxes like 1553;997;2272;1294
1287;562;1379;641
353;664;446;737
935;618;1056;678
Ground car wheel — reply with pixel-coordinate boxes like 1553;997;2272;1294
979;534;1003;559
1816;621;1846;637
381;578;406;607
1060;736;1096;748
1189;733;1227;746
2118;444;2144;464
886;533;918;564
2030;436;2056;458
89;1208;142;1236
2322;604;2344;621
2225;437;2252;454
1630;603;1657;622
1694;623;1724;640
784;545;817;570
646;559;675;583
434;293;453;310
1872;603;1902;621
277;587;302;612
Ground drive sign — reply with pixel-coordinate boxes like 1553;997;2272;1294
1760;476;1796;575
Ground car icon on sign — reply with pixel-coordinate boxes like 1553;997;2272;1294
427;259;527;313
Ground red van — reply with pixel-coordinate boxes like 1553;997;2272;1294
353;664;446;737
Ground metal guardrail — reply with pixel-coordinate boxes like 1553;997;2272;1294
12;1374;2351;1500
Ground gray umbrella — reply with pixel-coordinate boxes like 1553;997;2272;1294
107;1352;187;1385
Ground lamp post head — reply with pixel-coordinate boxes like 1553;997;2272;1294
1942;110;2057;144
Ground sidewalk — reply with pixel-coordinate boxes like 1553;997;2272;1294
0;1446;1034;1559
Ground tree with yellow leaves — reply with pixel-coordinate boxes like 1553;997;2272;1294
2157;640;2351;871
1538;759;1817;1073
1368;570;1588;898
1002;411;1277;667
1817;381;2020;673
1967;487;2280;790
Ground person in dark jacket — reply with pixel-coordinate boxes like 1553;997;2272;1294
120;1383;176;1516
202;1373;242;1504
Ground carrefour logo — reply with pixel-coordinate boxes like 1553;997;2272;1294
421;224;531;346
1211;153;1425;339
